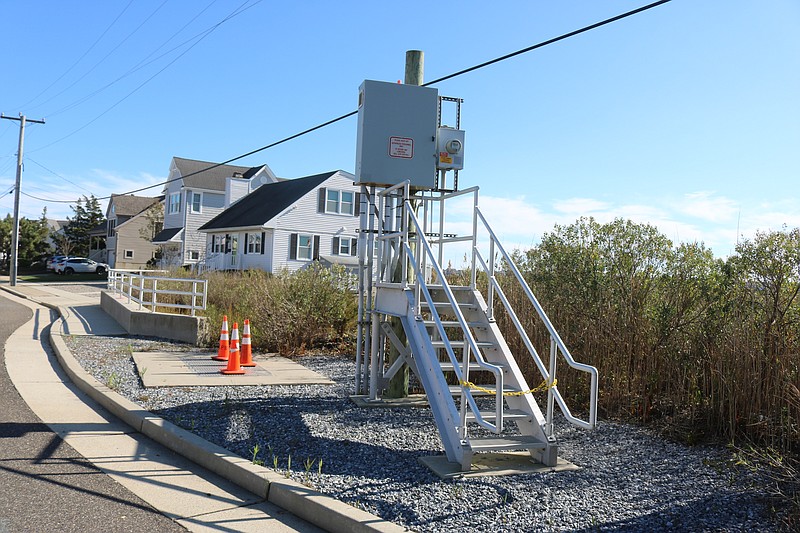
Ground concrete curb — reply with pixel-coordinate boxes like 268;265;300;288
1;286;407;533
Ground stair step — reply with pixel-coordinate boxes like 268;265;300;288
423;320;486;329
438;361;506;372
430;340;496;350
465;409;529;421
421;301;480;310
468;435;548;452
426;284;473;291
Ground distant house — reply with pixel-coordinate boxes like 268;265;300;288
50;217;107;261
46;218;69;252
197;170;360;274
87;221;108;262
152;156;278;268
105;194;163;269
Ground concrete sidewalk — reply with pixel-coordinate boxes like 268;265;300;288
0;280;405;533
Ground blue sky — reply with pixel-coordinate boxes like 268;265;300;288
1;0;798;259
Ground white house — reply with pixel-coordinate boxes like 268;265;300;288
197;170;360;273
152;156;279;267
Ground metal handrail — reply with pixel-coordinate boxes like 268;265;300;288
107;269;207;316
404;202;505;435
473;207;599;430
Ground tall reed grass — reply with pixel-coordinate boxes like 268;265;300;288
493;218;800;456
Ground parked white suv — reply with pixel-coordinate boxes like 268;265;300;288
55;257;109;276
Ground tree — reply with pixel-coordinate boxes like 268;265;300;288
63;195;105;257
18;210;51;266
0;210;51;271
138;201;164;241
0;215;11;270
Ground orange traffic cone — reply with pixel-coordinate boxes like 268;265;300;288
221;322;245;375
212;315;230;361
240;319;255;367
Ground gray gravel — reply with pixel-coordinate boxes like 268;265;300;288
66;334;786;532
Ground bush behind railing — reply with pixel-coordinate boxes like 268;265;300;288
200;264;357;355
475;218;800;457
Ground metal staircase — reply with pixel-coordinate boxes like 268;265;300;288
355;182;598;472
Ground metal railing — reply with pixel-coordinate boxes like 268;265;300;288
107;269;207;316
417;186;598;433
470;207;599;432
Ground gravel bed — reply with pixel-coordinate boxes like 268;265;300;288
65;334;786;532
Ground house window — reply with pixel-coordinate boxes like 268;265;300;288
212;235;225;254
290;233;318;261
189;250;200;261
247;233;262;254
297;235;313;260
124;250;134;259
325;189;355;215
168;192;181;214
335;237;358;256
190;192;202;213
107;219;116;237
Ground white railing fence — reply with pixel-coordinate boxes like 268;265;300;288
107;269;207;316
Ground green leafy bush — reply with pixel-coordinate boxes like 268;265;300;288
202;264;356;355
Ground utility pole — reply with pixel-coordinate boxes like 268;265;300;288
384;50;424;398
1;113;46;286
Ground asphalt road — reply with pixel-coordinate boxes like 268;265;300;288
0;293;188;533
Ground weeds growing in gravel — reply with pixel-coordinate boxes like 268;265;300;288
250;444;264;466
105;371;121;390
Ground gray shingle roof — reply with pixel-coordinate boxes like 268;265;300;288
152;227;183;243
110;194;161;217
198;171;338;231
173;157;266;191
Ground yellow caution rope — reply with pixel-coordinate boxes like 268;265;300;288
459;378;557;397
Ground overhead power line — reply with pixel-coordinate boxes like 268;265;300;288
45;0;221;118
25;158;95;194
27;0;264;153
14;0;135;111
29;0;169;114
23;0;671;204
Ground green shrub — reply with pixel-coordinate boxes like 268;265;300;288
202;264;356;355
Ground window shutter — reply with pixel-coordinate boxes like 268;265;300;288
354;192;361;216
351;238;358;256
313;235;320;260
289;233;297;260
318;188;326;213
260;232;265;255
244;233;249;254
332;237;340;255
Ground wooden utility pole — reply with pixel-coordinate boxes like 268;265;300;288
384;50;424;398
1;113;46;286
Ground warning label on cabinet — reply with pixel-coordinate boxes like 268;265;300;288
388;136;414;159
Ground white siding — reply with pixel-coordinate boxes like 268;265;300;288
162;172;184;231
200;171;359;274
225;178;250;208
182;190;226;264
269;171;360;273
203;228;274;272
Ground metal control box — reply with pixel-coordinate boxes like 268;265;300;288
355;80;438;189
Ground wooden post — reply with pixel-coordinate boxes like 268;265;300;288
384;51;424;399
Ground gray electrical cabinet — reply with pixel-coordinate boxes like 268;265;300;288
355;80;438;189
